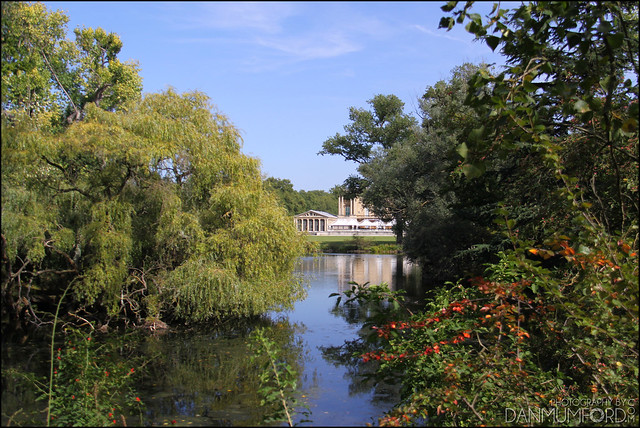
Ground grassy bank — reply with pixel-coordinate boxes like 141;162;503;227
306;235;400;254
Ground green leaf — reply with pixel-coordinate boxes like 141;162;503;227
469;13;482;24
469;126;485;142
438;17;455;30
456;142;469;160
462;162;485;179
567;32;582;48
440;1;458;12
599;75;613;92
523;81;538;93
485;36;501;51
621;118;638;134
597;21;613;34
606;33;624;49
573;99;590;113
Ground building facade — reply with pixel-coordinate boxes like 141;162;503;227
294;210;336;233
294;197;394;235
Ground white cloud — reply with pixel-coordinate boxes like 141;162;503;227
412;24;470;44
162;2;399;68
166;2;297;33
256;32;361;60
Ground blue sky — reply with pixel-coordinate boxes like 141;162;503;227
44;1;508;191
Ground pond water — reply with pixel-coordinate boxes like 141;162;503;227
272;254;423;426
1;254;423;426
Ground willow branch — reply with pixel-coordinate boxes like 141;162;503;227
39;48;80;121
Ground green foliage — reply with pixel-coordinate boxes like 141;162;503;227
72;27;142;112
298;189;339;215
42;329;145;427
264;177;338;216
351;218;638;426
1;1;142;126
319;94;418;164
369;243;402;254
320;94;420;244
249;327;311;426
306;235;397;253
2;86;308;326
264;177;307;215
3;326;146;427
337;1;639;426
2;2;314;330
1;1;68;117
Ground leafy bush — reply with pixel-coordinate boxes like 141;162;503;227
43;330;146;426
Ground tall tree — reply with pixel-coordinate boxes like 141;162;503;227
364;3;638;425
298;190;339;215
1;1;142;125
263;177;339;215
263;177;307;215
319;94;418;163
67;26;142;119
3;89;306;328
320;94;419;243
1;1;68;117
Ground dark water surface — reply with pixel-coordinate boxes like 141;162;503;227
2;254;422;426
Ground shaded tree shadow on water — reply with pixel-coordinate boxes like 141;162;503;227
2;316;309;427
319;299;404;412
137;315;309;427
319;338;402;404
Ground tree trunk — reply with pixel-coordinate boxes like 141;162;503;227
394;213;404;247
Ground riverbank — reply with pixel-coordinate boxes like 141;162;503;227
1;255;417;427
306;235;400;254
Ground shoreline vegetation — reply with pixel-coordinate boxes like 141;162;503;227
2;1;637;427
305;235;401;254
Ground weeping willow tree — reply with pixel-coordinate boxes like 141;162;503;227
2;88;307;328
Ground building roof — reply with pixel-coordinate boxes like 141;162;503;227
294;210;338;218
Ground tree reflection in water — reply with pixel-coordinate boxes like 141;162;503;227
138;316;307;426
320;295;407;411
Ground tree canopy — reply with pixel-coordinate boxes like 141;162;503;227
1;1;142;125
338;1;638;425
320;94;419;243
1;2;307;330
263;177;339;216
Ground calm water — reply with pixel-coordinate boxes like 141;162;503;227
278;254;422;426
1;254;422;426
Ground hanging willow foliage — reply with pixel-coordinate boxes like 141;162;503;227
2;88;307;326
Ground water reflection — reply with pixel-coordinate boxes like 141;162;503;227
138;318;306;427
284;254;421;426
298;254;422;296
1;255;422;427
304;255;418;418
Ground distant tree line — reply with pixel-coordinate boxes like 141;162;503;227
263;177;340;216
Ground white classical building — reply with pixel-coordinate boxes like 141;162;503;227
293;210;337;233
294;197;394;235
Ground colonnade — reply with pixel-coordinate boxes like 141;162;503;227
296;218;327;232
